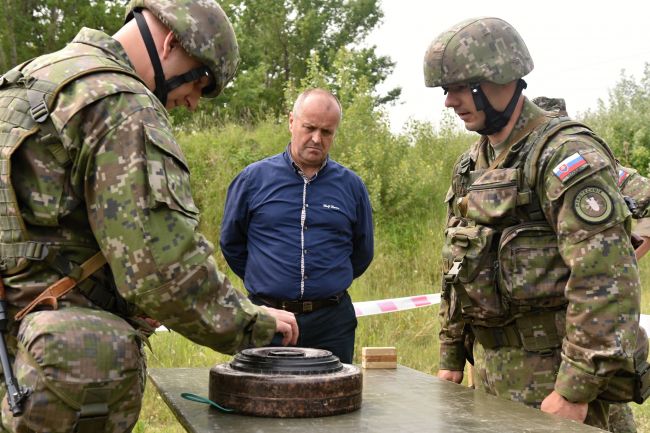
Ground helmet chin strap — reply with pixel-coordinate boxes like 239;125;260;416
133;9;168;106
132;9;215;107
470;79;527;136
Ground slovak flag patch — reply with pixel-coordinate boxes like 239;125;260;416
618;169;630;187
553;152;588;182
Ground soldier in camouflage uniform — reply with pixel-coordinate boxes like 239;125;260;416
0;1;298;432
424;17;642;429
533;96;650;433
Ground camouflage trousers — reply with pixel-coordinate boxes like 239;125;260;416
472;341;610;430
0;307;146;433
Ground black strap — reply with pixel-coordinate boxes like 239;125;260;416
473;79;527;136
165;66;213;94
251;293;344;314
133;9;167;106
43;250;131;317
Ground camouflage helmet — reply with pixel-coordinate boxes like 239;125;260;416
125;0;239;98
424;17;533;88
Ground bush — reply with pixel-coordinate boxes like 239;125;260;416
581;64;650;175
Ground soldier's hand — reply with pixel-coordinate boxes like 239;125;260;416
540;390;587;422
437;369;463;384
262;306;299;345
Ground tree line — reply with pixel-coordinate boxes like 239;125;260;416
0;0;399;123
2;0;647;176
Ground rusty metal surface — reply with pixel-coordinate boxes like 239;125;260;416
210;363;362;417
148;366;604;433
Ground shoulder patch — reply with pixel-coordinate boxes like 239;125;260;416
552;152;589;182
618;168;631;187
573;186;613;224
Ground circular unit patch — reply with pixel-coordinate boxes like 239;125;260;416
573;186;613;224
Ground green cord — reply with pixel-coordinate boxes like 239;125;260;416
180;393;235;413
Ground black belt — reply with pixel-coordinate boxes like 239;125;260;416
251;293;345;314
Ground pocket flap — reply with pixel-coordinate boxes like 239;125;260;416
144;123;199;217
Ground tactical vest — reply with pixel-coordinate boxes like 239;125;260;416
442;115;618;346
0;52;143;317
443;115;650;403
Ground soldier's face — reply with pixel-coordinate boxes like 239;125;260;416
165;71;211;111
162;43;212;111
443;83;486;131
288;94;341;171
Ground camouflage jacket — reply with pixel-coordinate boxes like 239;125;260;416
2;28;275;353
439;98;641;403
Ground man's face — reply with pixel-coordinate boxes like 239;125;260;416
289;94;341;171
162;46;212;111
443;83;486;132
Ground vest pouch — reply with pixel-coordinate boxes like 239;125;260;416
498;222;569;311
466;168;519;225
442;224;506;324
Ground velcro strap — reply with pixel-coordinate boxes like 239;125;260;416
471;310;562;352
472;323;522;349
46;141;72;167
0;242;48;260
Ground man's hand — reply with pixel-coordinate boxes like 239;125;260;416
437;369;463;384
262;306;299;345
540;390;588;423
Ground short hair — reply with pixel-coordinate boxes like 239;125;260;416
292;88;343;121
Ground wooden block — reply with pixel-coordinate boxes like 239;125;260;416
362;347;397;369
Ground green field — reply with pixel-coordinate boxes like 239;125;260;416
133;120;650;432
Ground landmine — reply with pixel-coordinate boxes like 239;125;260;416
209;347;362;417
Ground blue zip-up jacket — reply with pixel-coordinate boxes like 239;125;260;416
220;149;374;300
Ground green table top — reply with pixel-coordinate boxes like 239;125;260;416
148;365;603;433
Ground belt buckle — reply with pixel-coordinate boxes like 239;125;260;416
302;301;313;313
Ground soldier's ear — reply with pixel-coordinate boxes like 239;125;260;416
160;31;177;60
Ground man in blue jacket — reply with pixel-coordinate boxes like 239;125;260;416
220;88;374;363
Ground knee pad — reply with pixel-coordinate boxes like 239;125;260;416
2;307;145;433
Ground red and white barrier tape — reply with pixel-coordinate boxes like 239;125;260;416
156;293;650;332
353;293;440;317
354;294;650;333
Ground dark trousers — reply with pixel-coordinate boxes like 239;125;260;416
250;291;358;363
